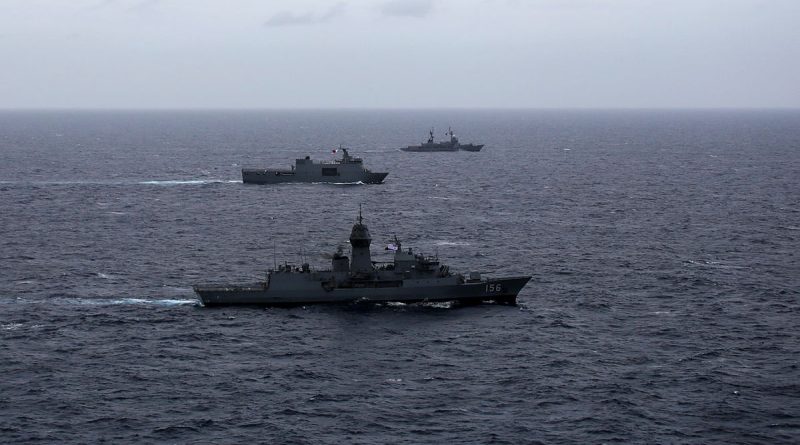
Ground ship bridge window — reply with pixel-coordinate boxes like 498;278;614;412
322;167;338;176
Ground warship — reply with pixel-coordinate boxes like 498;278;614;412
401;127;484;152
193;209;530;307
242;147;388;184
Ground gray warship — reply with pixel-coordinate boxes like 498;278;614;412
401;127;484;152
193;210;530;307
242;147;388;184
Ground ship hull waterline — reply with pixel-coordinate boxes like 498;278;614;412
400;146;460;152
195;276;531;307
242;169;388;185
399;144;484;152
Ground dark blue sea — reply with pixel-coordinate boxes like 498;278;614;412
1;110;798;444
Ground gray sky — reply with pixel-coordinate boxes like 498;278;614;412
1;0;798;109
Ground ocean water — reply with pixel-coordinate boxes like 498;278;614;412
0;109;798;444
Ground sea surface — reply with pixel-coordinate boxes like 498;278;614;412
1;110;798;444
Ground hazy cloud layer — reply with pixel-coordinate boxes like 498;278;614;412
380;0;434;17
0;0;798;108
265;2;346;27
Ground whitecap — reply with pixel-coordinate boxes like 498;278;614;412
685;259;747;270
422;301;456;309
433;240;471;246
309;181;364;185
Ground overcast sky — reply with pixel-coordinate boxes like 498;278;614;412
1;0;798;109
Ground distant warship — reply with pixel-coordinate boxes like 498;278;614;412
193;209;530;307
242;148;388;184
401;127;484;152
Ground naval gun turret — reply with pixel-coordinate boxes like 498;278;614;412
331;246;350;273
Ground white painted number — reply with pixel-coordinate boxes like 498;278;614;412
486;283;502;293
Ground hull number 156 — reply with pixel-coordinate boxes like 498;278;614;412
486;283;502;293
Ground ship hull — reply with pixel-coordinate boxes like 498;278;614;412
194;276;531;307
400;144;484;152
400;145;459;152
242;169;388;184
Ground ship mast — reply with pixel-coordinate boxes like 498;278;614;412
349;205;372;274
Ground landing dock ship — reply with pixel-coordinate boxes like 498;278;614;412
242;148;388;184
193;210;530;307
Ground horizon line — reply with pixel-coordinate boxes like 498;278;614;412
1;106;799;112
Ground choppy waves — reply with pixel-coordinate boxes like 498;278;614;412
1;110;798;444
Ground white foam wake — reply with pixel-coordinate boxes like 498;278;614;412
433;240;471;246
57;297;198;306
0;179;239;186
138;179;240;185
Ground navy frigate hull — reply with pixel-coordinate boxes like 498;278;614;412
400;145;460;152
401;127;483;152
194;276;531;307
401;143;483;152
192;209;530;309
